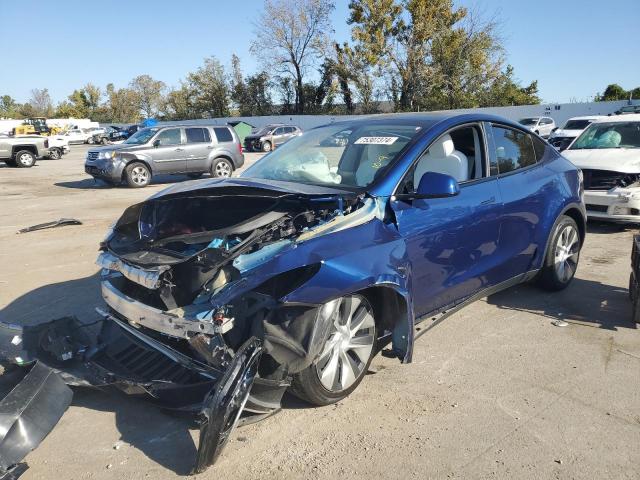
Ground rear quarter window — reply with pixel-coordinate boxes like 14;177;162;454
492;125;537;174
213;127;234;143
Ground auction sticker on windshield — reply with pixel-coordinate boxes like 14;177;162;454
354;136;398;145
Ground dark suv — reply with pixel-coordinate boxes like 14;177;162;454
85;125;244;187
243;124;302;152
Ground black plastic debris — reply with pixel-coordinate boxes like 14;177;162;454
17;218;82;234
0;362;72;479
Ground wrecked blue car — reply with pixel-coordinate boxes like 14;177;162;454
0;113;586;474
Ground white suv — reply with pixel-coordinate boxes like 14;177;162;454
518;116;556;138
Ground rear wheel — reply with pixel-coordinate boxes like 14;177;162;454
14;150;36;168
124;162;151;187
101;137;109;145
211;158;233;178
538;215;580;290
291;294;377;406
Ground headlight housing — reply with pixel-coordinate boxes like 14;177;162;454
98;150;114;160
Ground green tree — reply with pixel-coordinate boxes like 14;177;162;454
245;72;274;116
251;0;335;114
598;84;629;101
0;95;21;118
104;83;140;123
129;75;166;118
481;65;540;107
185;57;230;118
162;84;196;121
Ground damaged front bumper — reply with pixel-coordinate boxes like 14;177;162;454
0;313;275;474
584;189;640;223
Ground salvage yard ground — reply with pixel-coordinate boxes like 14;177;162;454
0;146;639;480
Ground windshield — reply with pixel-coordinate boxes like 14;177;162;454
569;122;640;150
518;118;538;126
242;123;423;189
562;120;592;130
124;127;158;145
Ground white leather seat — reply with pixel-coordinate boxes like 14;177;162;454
413;134;469;187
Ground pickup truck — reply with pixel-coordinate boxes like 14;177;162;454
0;135;50;168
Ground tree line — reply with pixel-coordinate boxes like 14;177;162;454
1;0;545;124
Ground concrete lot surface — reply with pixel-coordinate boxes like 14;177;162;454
0;146;639;480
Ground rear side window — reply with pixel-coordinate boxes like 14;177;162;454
532;135;548;162
491;125;536;174
185;128;210;143
213;127;234;143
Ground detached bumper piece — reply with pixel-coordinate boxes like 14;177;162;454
0;362;72;480
0;315;271;473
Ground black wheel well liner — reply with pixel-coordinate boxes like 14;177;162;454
357;285;408;338
12;145;38;157
562;205;586;246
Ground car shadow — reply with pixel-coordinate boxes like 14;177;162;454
71;388;198;475
587;221;635;234
54;174;211;190
486;277;635;331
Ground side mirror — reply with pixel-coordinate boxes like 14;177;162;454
152;139;160;148
396;171;460;201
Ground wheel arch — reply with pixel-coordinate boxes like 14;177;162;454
12;145;38;157
535;202;586;272
121;158;153;181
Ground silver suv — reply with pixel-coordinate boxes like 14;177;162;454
243;124;302;152
85;125;244;187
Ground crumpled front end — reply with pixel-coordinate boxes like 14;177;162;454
581;169;640;222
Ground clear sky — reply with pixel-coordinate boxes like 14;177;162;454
1;0;638;105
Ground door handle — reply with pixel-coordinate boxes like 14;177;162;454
480;196;495;205
207;146;214;149
175;148;184;152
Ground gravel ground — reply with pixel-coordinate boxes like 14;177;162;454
0;146;639;480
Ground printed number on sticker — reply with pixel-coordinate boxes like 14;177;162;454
354;136;398;145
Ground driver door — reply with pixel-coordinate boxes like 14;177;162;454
150;128;187;173
391;124;504;318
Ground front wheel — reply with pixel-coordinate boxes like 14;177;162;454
261;141;272;152
291;294;377;406
538;215;581;291
48;147;62;160
124;162;151;187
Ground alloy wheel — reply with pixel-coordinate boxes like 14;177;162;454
215;161;231;178
131;166;149;185
18;153;34;167
315;295;376;392
554;224;579;283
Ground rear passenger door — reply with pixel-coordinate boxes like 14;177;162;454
489;123;551;280
184;127;212;172
272;127;286;146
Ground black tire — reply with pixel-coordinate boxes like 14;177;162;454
211;158;233;178
101;137;109;145
124;162;151;188
14;150;36;168
87;137;94;145
538;215;581;291
290;294;377;406
187;172;204;179
262;141;272;152
48;147;62;160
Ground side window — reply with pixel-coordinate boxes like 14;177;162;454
401;124;486;194
155;128;182;146
491;125;536;174
185;128;210;143
531;135;548;162
286;126;296;134
213;127;234;143
273;127;284;135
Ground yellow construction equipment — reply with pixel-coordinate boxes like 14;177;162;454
12;118;63;136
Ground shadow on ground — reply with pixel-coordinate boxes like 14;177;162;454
54;174;210;190
72;388;198;475
487;277;635;331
